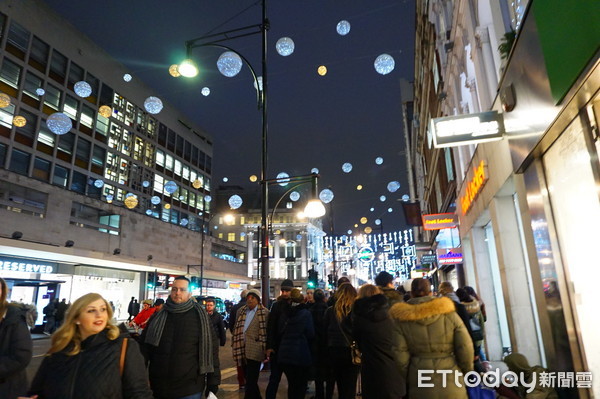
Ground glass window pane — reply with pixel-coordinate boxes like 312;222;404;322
63;95;78;119
23;71;43;99
44;84;62;110
9;149;30;175
0;58;22;89
7;20;30;56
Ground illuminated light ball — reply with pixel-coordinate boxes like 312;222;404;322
217;51;243;77
124;194;138;209
354;223;358;228
277;172;290;186
74;81;92;98
12;116;26;127
164;180;178;194
192;179;202;189
253;76;263;92
356;185;363;191
319;188;334;204
375;219;382;226
318;65;327;76
164;203;171;210
249;175;258;183
380;195;386;202
342;163;352;173
375;157;384;165
290;191;300;202
275;37;295;56
106;194;114;203
387;181;400;193
93;179;104;188
223;177;229;183
204;195;212;203
374;53;395;75
240;232;246;238
180;218;189;227
123;74;132;82
169;64;181;77
311;167;319;174
370;207;375;212
402;194;410;202
47;112;72;135
336;20;351;36
36;88;45;96
201;87;210;96
0;93;10;108
360;217;368;224
179;195;185;201
229;194;243;210
99;105;112;118
347;230;352;235
364;226;373;234
151;196;161;205
142;180;150;188
388;208;393;213
144;96;163;114
145;209;153;216
296;234;303;240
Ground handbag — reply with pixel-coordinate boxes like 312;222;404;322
349;340;362;365
466;383;495;399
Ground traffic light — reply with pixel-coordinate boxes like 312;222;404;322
147;272;162;289
308;269;318;289
327;274;334;286
190;276;199;290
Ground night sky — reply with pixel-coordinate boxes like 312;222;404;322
43;0;416;234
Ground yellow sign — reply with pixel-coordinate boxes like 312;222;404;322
459;160;488;214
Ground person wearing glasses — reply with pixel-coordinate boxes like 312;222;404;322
142;276;214;399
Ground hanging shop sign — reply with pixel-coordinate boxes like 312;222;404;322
421;254;438;265
422;213;459;230
431;111;505;148
458;160;489;215
0;258;56;274
228;283;242;289
437;249;463;265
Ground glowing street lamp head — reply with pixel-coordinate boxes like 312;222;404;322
304;199;326;218
178;58;199;78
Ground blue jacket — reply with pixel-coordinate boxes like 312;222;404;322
277;304;315;366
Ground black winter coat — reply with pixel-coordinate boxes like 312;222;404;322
266;296;291;352
0;304;32;399
29;330;152;399
228;299;246;333
277;304;314;366
209;312;226;347
309;301;328;371
352;294;406;399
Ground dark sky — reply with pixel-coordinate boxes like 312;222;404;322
43;0;415;234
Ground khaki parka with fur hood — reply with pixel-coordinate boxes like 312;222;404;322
390;296;474;399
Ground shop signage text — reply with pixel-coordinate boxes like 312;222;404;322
431;111;505;148
422;213;459;230
0;260;54;273
459;160;488;214
421;254;437;264
436;249;463;265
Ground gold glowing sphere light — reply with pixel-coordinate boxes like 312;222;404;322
169;64;181;78
192;179;202;189
364;226;373;234
0;93;11;108
13;116;26;127
360;217;368;225
356;185;363;190
124;195;139;209
164;203;171;210
249;175;258;182
99;105;112;118
354;223;359;228
318;66;327;76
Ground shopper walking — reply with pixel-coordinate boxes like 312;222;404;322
390;278;473;398
323;282;359;399
309;289;329;399
26;292;152;398
352;284;405;399
230;290;249;390
231;289;269;399
205;298;226;398
0;277;33;399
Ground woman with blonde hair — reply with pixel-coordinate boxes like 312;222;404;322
0;277;32;398
323;282;359;399
24;293;152;398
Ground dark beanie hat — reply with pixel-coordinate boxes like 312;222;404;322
375;271;394;287
281;279;294;291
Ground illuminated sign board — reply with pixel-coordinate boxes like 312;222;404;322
422;213;459;230
421;254;437;265
459;160;488;215
0;259;55;273
437;249;463;265
431;111;505;148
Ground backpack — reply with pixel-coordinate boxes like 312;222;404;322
469;313;484;341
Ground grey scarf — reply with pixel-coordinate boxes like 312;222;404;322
145;297;214;374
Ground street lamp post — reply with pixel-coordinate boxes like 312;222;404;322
180;1;271;303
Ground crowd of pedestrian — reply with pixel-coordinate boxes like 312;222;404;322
0;274;562;399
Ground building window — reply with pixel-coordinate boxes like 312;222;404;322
36;124;55;155
70;202;120;235
49;50;68;84
156;149;165;167
227;233;236;242
8;148;30;176
29;36;50;73
6;20;30;60
63;95;79;120
75;137;91;169
43;84;62;111
14;109;37;147
70;170;87;194
32;157;51;182
0;103;15;133
52;164;69;187
0;57;22;90
0;180;47;217
165;154;174;171
57;132;75;162
23;71;43;100
67;62;84;90
80;104;94;129
0;143;6;167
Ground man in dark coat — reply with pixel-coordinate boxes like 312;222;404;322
205;297;226;397
229;290;248;390
42;298;58;335
132;299;140;318
54;298;68;328
265;279;294;399
309;289;331;399
142;276;213;399
375;271;403;305
127;297;136;322
0;303;33;398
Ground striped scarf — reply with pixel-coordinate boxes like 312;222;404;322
232;304;267;365
145;297;214;374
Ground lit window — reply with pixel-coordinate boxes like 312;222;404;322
174;159;182;176
156;150;165;167
218;233;223;239
227;233;236;242
165;154;173;171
